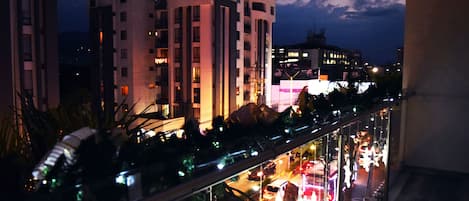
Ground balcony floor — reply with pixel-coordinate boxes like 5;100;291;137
391;167;469;201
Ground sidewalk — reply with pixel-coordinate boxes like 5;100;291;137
344;165;386;201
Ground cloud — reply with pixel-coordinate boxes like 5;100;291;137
276;0;312;6
277;0;405;19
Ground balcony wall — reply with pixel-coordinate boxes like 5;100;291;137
402;0;469;173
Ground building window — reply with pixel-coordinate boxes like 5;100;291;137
175;67;182;82
236;50;240;59
244;23;251;33
193;47;200;63
244;74;250;84
193;66;200;83
193;6;200;21
270;6;275;15
236;68;240;77
288;52;299;57
120;49;127;59
175;7;182;24
302;52;309;57
120;30;127;40
193;88;200;103
149;49;154;54
23;70;33;95
175;86;182;102
121;67;128;77
121;85;129;96
252;2;266;12
149;66;155;71
21;0;32;24
23;34;32;61
244;2;250;16
244;57;251;68
174;28;181;43
244;91;250;101
244;41;251;50
175;48;181;63
193;27;200;42
120;12;127;22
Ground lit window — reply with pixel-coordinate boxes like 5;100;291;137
287;52;299;57
302;52;309;57
99;31;103;44
121;85;129;96
193;66;200;83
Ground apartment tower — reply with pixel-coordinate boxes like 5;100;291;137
0;0;60;124
90;0;275;130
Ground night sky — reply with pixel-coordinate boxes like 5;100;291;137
58;0;405;65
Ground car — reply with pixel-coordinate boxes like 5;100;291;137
248;161;276;181
262;179;288;201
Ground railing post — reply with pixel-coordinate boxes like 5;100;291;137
323;134;330;201
384;108;392;201
336;127;345;201
209;186;212;201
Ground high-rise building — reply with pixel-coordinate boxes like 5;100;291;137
90;0;275;130
0;0;60;122
272;33;365;83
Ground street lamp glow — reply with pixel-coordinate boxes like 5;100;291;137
309;144;316;151
372;67;379;73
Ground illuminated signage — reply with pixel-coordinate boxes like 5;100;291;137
154;58;168;64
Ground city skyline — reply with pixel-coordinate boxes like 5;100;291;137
58;0;404;65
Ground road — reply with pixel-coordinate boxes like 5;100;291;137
226;153;386;201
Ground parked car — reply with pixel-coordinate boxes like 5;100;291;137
248;161;276;180
263;179;288;201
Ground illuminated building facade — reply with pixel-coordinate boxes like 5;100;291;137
90;0;275;129
272;47;364;82
272;32;365;83
0;0;60;122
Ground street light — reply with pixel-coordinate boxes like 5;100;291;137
310;143;317;160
